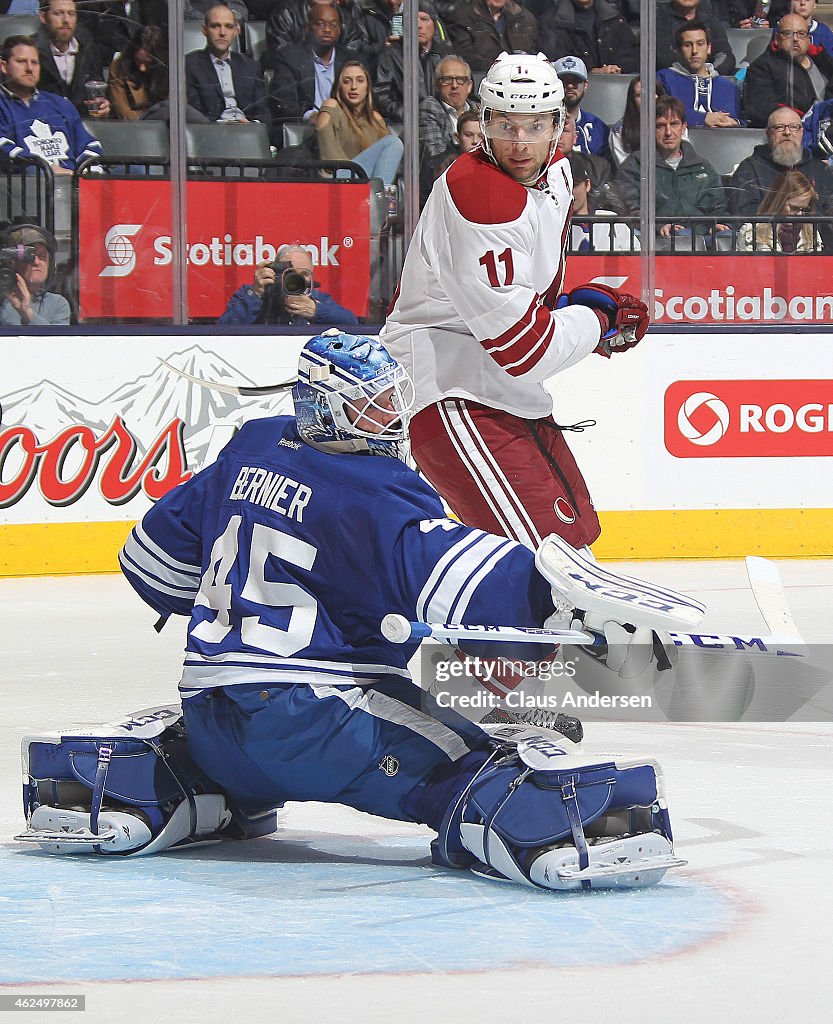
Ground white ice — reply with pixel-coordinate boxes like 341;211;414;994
0;560;831;1023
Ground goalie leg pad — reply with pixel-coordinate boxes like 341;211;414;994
435;735;685;891
16;705;280;856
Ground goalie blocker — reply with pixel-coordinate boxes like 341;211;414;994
15;706;280;856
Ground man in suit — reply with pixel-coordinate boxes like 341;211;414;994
185;3;271;125
34;0;110;119
268;2;359;141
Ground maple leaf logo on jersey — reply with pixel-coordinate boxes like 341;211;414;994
23;119;70;165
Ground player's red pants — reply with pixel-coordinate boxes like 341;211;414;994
410;399;601;550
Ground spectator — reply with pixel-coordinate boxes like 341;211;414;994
568;150;635;251
738;168;823;250
802;95;833;158
714;0;788;28
316;59;404;184
742;12;833;126
541;0;639;74
265;0;370;70
219;244;359;325
186;3;271;125
559;110;623;210
445;0;537;73
0;35;102;173
608;75;667;166
33;0;110;119
375;1;450;122
619;95;728;243
657;21;744;127
107;25;167;121
788;0;833;59
455;107;482;152
657;0;735;76
268;2;359;135
729;104;832;212
554;56;609;157
0;220;70;326
185;0;248;19
418;54;476;180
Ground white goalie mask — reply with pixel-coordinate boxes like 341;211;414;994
479;52;566;170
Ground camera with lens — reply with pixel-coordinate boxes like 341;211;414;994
260;259;313;323
0;244;36;293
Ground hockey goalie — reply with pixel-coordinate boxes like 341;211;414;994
16;331;694;892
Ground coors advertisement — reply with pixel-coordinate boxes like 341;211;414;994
0;340;299;522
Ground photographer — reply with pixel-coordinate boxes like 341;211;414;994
0;222;70;327
218;243;358;326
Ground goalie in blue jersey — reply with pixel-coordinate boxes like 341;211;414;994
16;331;687;891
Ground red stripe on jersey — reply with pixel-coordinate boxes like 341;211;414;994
484;304;554;375
446;151;528;225
483;295;538;350
503;317;556;377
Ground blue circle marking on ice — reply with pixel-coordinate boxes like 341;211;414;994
1;836;734;982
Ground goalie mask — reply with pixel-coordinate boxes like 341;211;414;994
293;330;415;458
479;52;566;172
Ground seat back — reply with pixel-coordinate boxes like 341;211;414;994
581;74;636;126
282;121;314;148
245;20;267;61
0;13;40;39
726;27;771;65
687;126;766;177
186;121;271;161
83;118;170;162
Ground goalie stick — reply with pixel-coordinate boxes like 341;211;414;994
158;358;295;397
381;555;806;658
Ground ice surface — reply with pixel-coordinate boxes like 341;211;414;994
0;562;831;1023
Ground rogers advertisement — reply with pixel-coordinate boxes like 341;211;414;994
665;379;833;458
77;178;372;320
563;254;833;325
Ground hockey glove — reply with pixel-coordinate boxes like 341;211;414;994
571;611;678;679
566;284;649;358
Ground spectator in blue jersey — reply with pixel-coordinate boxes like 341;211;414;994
0;219;70;325
788;0;833;59
553;56;610;159
657;22;745;128
656;0;736;76
219;243;359;325
0;35;101;173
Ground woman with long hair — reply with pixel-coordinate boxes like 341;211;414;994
107;25;168;121
738;170;823;252
315;61;404;186
609;76;667;166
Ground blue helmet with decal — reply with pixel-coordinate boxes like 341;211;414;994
292;330;415;458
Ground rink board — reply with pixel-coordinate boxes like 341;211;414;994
0;329;831;575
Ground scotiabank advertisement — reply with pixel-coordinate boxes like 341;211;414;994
563;255;833;324
77;179;372;320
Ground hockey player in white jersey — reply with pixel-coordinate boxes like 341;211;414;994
382;52;649;552
16;333;685;892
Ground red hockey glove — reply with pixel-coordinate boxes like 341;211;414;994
567;284;649;358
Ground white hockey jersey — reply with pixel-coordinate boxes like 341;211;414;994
381;149;603;419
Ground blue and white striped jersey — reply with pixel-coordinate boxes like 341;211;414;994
120;416;555;695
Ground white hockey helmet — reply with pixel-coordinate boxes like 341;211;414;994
479;52;566;167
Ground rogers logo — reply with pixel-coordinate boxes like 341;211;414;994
677;392;730;446
99;224;142;278
665;380;833;458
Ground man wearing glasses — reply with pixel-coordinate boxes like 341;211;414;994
742;12;833;126
728;105;833;217
419;55;476;188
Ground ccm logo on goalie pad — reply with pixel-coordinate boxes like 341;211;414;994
517;737;570;770
567;574;684;615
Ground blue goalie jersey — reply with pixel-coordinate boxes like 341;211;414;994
119;416;555;695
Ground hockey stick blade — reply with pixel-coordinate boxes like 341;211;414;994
380;615;805;658
158;357;296;396
745;556;805;646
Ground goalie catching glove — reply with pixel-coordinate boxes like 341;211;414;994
565;283;649;357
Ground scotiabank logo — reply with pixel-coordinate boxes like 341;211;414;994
665;380;833;458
